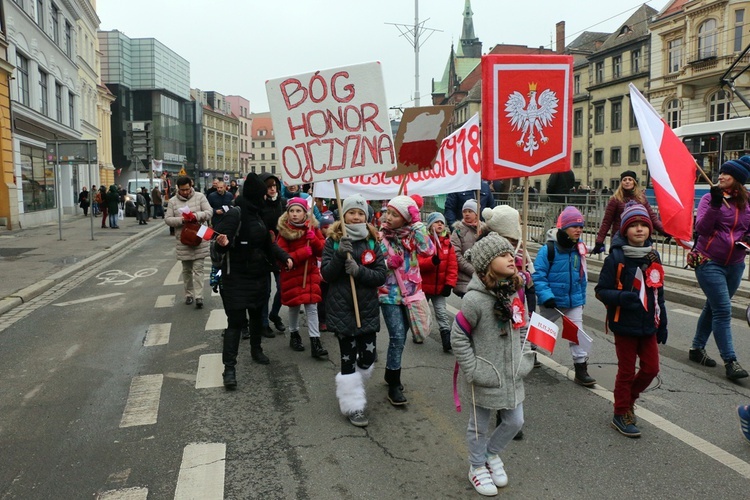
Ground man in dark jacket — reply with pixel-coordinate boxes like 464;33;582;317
444;181;494;227
546;170;575;202
207;181;235;227
259;172;288;337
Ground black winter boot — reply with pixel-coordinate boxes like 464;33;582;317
289;331;305;351
384;368;407;406
310;337;328;358
249;334;270;365
222;367;237;390
574;361;596;387
440;329;452;353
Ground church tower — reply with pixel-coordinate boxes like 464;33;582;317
459;0;482;58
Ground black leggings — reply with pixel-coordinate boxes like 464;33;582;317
337;332;377;375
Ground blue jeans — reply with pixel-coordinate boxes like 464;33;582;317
262;271;282;325
108;213;118;228
692;260;745;361
381;303;410;370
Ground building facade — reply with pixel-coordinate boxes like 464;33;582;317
98;30;194;180
191;89;240;181
0;3;16;229
247;112;278;178
7;0;83;226
225;94;250;177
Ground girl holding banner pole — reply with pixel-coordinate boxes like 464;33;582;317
451;232;534;496
378;195;435;406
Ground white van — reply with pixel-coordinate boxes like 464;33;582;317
124;178;167;216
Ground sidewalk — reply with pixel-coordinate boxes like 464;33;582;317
0;213;164;315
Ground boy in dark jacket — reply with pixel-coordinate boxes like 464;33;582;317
595;203;668;438
259;172;288;337
321;194;387;427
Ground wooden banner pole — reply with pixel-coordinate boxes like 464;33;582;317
334;180;362;328
695;160;729;207
301;188;314;289
522;177;530;268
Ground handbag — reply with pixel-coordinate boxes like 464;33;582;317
180;221;203;247
387;244;432;341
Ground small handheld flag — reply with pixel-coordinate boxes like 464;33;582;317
526;312;559;354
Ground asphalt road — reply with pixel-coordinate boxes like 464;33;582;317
1;229;750;499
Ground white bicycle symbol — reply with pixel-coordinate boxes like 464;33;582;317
96;268;158;286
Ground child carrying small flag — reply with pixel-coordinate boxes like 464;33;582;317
451;232;534;496
595;202;668;438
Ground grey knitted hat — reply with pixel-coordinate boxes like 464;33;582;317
465;232;515;275
342;194;368;217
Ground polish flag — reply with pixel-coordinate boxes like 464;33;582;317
526;312;558;354
561;315;593;354
196;225;215;241
633;266;648;310
629;84;695;242
398;110;445;169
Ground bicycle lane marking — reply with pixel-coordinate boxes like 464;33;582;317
445;303;750;479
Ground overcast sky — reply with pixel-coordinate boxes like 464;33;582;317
98;0;669;116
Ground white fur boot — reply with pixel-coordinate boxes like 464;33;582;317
356;363;374;383
335;371;368;427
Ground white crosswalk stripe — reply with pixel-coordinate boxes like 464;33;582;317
154;295;175;308
143;323;171;346
195;353;224;389
173;443;225;500
97;487;148;500
120;374;163;428
205;309;227;331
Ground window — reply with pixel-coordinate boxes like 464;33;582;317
709;90;731;121
16;54;29;106
573;151;582;167
12;0;23;7
666;98;681;128
612;56;621;79
629;146;641;164
594;149;604;166
611;147;621;166
51;3;59;44
611;101;622;131
271;153;276;160
68;92;74;127
593;179;603;190
55;83;62;122
632;49;642;73
36;0;44;27
271;141;275;148
573;108;583;136
574;74;580;94
594;104;605;134
20;144;56;212
629;100;638;128
668;39;683;73
260;141;265;148
698;19;718;59
261;153;265;160
39;70;48;115
64;22;72;57
736;10;745;52
595;62;604;83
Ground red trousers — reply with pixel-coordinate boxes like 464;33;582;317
613;334;660;415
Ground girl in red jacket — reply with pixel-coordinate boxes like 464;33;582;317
277;197;328;358
419;212;458;352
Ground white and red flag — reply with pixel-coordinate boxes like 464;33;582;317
196;225;215;241
526;312;558;354
633;266;648;311
629;84;695;242
561;315;593;354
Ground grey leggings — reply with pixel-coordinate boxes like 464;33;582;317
466;403;524;468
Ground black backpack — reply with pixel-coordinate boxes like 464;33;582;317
209;207;241;269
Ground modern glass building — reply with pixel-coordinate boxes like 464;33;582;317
98;31;197;177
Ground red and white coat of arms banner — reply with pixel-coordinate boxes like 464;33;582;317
481;54;574;180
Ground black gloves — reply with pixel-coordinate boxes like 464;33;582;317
344;257;360;277
591;242;606;255
663;235;672;244
710;186;724;207
338;237;354;256
543;298;557;309
441;285;453;297
432;255;441;266
657;327;668;344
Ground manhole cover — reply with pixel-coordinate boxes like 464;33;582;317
0;247;35;258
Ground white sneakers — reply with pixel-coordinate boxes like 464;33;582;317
469;466;497;496
485;454;509;487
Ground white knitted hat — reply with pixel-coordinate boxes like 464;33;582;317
482;205;521;242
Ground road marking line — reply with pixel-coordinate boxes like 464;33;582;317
53;293;124;306
672;308;700;318
174;443;225;500
144;323;171;346
119;374;163;428
205;309;227;331
450;301;750;478
163;261;182;286
97;487;148;500
154;295;175;308
196;354;224;389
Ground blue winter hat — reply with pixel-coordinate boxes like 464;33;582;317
620;201;652;236
426;212;446;229
719;156;750;184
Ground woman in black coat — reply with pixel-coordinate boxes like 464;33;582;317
213;173;291;389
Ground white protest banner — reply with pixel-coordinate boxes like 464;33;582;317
266;62;396;185
315;113;481;199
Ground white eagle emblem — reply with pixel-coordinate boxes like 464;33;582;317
505;82;559;156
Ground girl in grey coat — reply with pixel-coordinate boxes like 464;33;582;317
451;232;534;496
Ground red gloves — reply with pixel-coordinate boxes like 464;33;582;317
303;246;313;258
408;205;421;223
306;229;316;240
182;211;197;223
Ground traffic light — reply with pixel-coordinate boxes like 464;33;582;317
129;121;153;168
